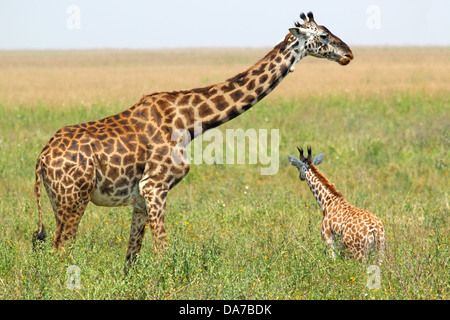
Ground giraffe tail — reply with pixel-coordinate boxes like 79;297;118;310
374;228;386;265
32;156;46;250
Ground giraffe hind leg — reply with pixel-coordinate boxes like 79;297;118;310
147;190;168;251
49;163;95;252
139;184;168;251
124;206;149;274
52;199;90;251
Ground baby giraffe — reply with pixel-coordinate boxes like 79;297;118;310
288;146;385;264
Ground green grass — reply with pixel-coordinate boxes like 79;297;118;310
0;92;448;300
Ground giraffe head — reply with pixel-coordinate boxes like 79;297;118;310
287;146;324;181
289;12;353;65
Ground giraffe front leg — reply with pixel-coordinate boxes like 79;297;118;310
321;224;337;260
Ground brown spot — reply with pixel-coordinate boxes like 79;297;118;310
252;63;267;76
125;166;136;180
114;127;124;135
198;103;214;117
65;152;77;163
51;148;63;158
152;132;163;144
152;165;168;180
137;146;147;162
179;95;191;105
111;155;122;166
179;108;194;125
121;134;136;144
147;123;156;136
116;141;127;154
163;107;176;116
246;79;256;91
162;93;178;103
156;146;168;156
211;95;229;111
160;125;172;139
221;83;236;92
103;140;114;154
174;118;185;129
96;133;108;141
230;90;244;102
123;154;135;166
259;74;268;84
156;99;170;109
134;120;146;131
51;158;64;167
108;166;120;180
228;72;248;86
243;94;256;105
133;108;148;120
138;134;149;146
151;107;162;125
192;95;203;106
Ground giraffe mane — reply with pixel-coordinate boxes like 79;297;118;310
308;162;344;199
137;33;293;106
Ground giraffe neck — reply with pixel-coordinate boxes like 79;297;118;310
305;166;344;213
161;33;305;138
193;34;305;135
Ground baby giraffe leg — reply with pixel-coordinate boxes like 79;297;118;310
321;226;337;259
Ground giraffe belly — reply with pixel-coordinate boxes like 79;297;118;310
90;183;145;210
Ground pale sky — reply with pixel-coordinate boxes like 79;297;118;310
0;0;449;49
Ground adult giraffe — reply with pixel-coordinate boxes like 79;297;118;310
33;12;353;270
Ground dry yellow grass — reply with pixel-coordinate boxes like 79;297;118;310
0;46;448;109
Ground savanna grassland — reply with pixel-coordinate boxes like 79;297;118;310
0;47;448;300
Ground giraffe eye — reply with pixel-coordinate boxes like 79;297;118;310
319;34;328;39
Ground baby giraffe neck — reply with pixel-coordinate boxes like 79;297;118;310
305;168;343;213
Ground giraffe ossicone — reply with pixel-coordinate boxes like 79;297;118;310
33;12;353;271
288;146;385;264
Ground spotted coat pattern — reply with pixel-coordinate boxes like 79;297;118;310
289;147;385;264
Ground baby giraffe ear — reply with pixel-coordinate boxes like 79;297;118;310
287;155;301;168
313;153;324;166
289;27;312;41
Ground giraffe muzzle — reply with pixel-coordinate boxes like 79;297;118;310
338;52;354;65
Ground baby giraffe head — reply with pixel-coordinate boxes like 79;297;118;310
289;12;354;65
287;146;324;181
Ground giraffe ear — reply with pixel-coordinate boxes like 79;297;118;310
289;27;312;41
287;155;301;169
313;153;324;166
